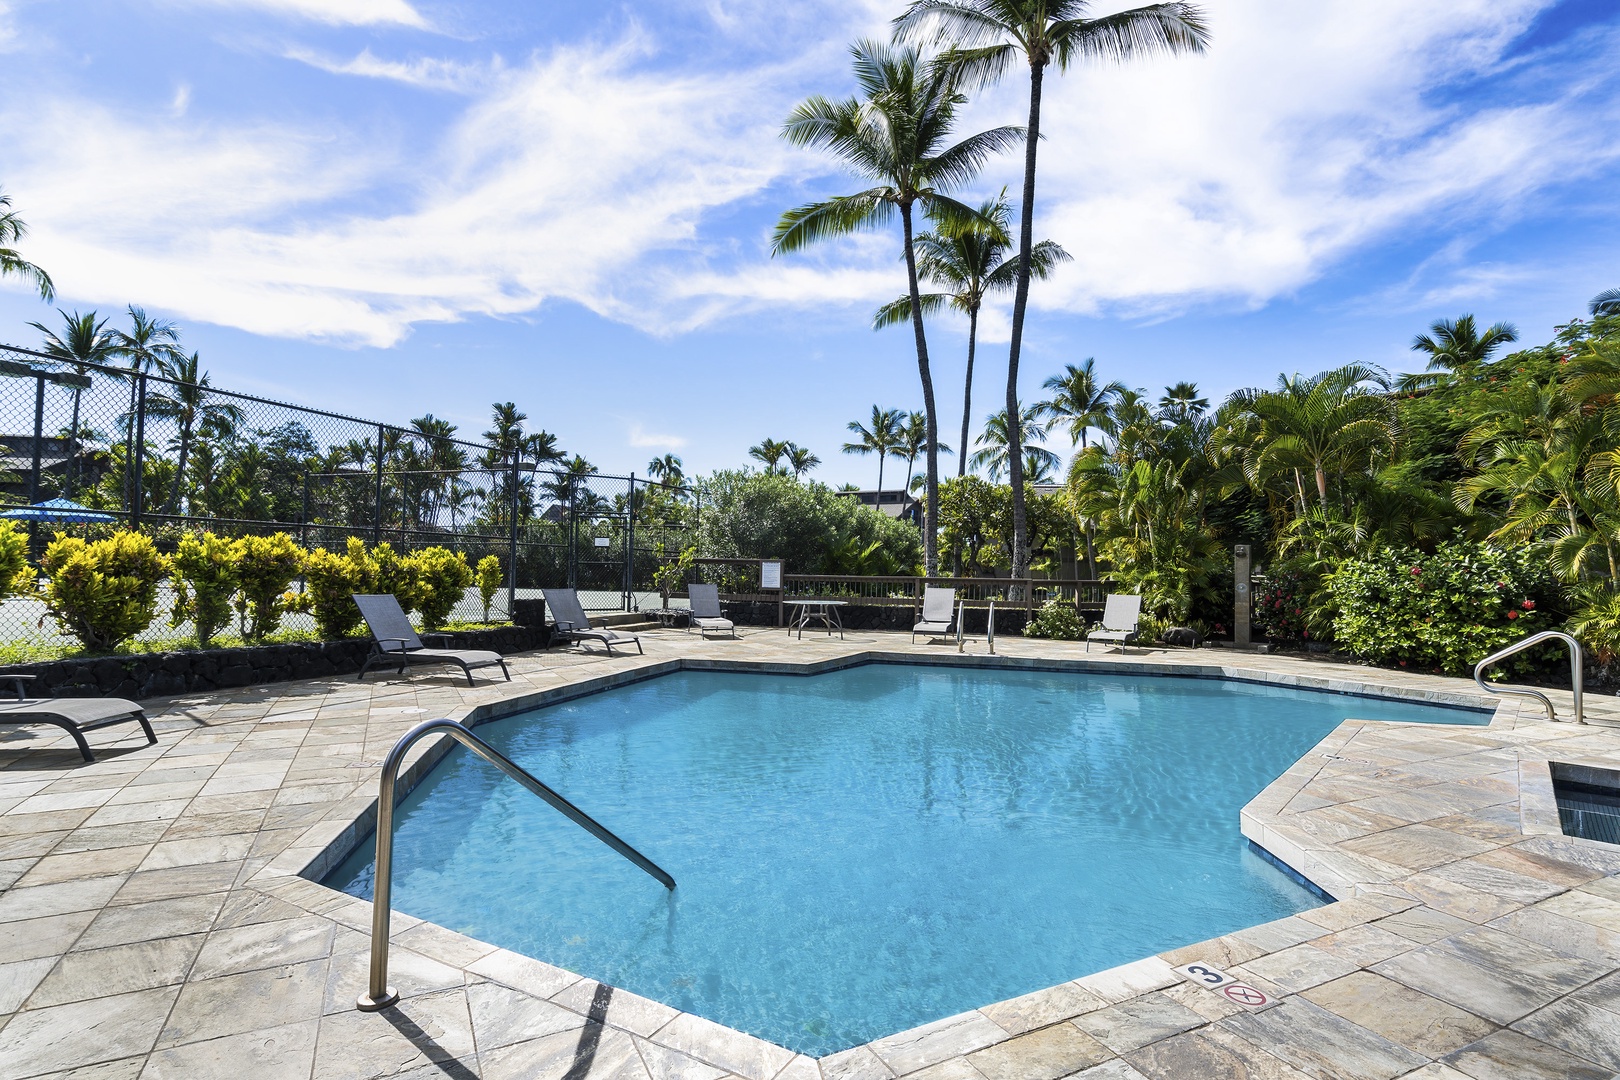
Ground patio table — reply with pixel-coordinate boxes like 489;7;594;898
784;599;847;640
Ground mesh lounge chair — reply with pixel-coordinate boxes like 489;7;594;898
543;588;643;656
0;675;155;762
686;584;736;639
354;594;510;685
1086;594;1143;653
912;587;957;643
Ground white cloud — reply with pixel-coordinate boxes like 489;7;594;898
284;47;490;92
627;423;688;450
0;2;16;52
174;0;427;28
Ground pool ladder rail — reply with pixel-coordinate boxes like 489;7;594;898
1472;630;1585;725
356;717;676;1012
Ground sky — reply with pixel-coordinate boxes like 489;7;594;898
0;0;1617;488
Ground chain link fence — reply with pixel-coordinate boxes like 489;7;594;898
0;342;700;654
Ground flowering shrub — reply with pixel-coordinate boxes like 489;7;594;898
1025;598;1084;640
1328;541;1554;675
1253;568;1314;643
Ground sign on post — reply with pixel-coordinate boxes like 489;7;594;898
760;560;782;590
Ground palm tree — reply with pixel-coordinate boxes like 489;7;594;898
1157;381;1209;424
875;191;1068;475
647;454;685;487
786;444;821;479
896;0;1210;581
1042;359;1125;448
29;310;117;498
843;406;907;493
894;411;952;488
773;40;1023;574
1405;314;1518;388
109;307;184;505
1590;289;1620;318
971;403;1056;481
146;352;244;515
748;438;793;475
0;188;53;300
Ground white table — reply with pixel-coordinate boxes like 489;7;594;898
784;599;847;639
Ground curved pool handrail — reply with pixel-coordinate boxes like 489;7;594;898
357;717;675;1012
1472;630;1584;725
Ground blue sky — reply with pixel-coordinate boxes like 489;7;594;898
0;0;1617;488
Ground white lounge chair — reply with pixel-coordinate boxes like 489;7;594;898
0;676;156;762
354;594;510;685
543;588;643;656
1086;594;1143;653
686;584;736;639
913;586;957;643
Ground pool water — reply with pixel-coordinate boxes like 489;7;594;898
326;665;1486;1056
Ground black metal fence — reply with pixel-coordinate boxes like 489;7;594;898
0;342;699;652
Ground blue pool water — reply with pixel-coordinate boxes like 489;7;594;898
326;665;1486;1055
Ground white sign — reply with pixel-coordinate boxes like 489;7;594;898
1173;962;1272;1010
593;537;610;548
760;561;782;590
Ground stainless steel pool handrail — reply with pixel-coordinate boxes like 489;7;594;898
1472;631;1585;725
357;717;676;1012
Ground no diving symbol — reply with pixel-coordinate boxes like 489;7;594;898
1223;984;1270;1008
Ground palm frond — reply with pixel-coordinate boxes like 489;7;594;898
771;192;893;255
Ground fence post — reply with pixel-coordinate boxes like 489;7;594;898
26;374;43;507
373;424;384;543
624;473;636;612
301;474;311;548
131;374;147;528
507;456;519;621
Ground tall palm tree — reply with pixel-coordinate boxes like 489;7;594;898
971;403;1056;481
1041;359;1125;448
875;191;1068;475
843;406;907;493
786;444;822;479
748;438;793;475
647;454;685;487
896;0;1210;581
773;39;1023;574
146;352;244;515
29;310;117;498
1157;381;1209;424
109;307;184;504
894;410;952;489
0;188;53;300
1404;314;1518;389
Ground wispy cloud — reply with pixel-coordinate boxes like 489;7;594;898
173;0;429;28
627;423;688;450
283;47;492;93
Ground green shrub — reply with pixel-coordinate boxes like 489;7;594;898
233;532;304;641
1328;541;1555;675
40;530;171;651
1569;584;1620;666
412;547;473;630
369;542;420;613
171;532;239;648
694;470;922;575
290;537;374;639
1025;598;1083;640
0;520;31;597
476;555;502;621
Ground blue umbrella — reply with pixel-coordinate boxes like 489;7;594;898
0;498;118;523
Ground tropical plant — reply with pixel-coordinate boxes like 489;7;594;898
1042;359;1125;449
1398;314;1519;391
970;403;1055;481
1590;289;1620;319
40;531;171;651
748;438;793;475
0;520;31;598
1568;584;1620;666
29;309;118;498
647;454;685;487
773;39;1023;574
147;352;244;515
476;554;503;621
843;406;907;493
786;443;822;479
411;547;474;631
875;192;1068;474
0;187;53;300
291;537;375;639
695;470;922;575
1024;597;1083;639
896;0;1210;580
894;411;951;488
232;532;304;642
170;531;240;648
1157;381;1209;424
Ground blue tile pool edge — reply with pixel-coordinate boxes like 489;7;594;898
1244;839;1336;902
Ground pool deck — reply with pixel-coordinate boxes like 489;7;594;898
1;627;1617;1080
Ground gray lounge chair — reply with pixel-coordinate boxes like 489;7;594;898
542;588;643;655
686;584;736;639
1086;594;1143;653
0;676;155;762
913;586;957;643
354;594;510;685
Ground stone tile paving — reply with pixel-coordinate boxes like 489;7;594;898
0;626;1616;1079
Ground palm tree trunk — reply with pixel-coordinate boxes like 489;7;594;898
902;201;940;575
169;421;191;516
67;389;82;498
1006;60;1045;584
876;453;886;497
1315;461;1329;510
960;305;978;478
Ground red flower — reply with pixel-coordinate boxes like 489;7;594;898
1399;660;1407;666
1410;566;1422;575
1522;600;1535;610
1508;610;1519;620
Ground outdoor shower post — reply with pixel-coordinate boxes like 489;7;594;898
1234;544;1252;647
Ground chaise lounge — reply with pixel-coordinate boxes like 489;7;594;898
0;675;156;762
1086;594;1143;653
912;586;957;643
354;594;511;685
686;584;736;639
543;588;644;655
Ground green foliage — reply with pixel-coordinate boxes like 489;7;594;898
652;546;696;599
1568;585;1620;666
0;520;31;597
412;547;473;631
170;532;239;648
233;532;303;642
1024;598;1083;640
1328;541;1555;675
290;537;374;640
40;531;171;651
1252;565;1330;644
476;555;502;621
695;471;922;574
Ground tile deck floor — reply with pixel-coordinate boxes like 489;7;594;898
0;626;1617;1079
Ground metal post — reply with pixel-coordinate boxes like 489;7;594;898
373;425;385;543
27;374;44;507
301;474;311;548
1234;544;1252;648
507;456;519;621
624;474;636;612
131;375;147;528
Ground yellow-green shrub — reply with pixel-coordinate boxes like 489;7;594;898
171;532;239;648
233;532;304;642
476;555;502;621
40;531;171;651
412;547;473;630
0;519;31;596
288;537;374;640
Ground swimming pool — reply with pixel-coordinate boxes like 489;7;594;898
326;664;1487;1056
